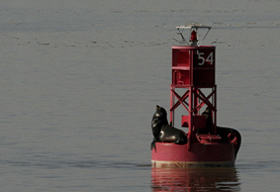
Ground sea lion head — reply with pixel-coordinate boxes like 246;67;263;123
202;107;213;133
154;105;167;118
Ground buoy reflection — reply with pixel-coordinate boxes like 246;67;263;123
151;167;240;191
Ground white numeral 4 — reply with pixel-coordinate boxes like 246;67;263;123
206;52;214;65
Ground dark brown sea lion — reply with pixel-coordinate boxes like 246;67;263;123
201;107;242;157
196;107;213;134
216;126;242;158
151;105;188;150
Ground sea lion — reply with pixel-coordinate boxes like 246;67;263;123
196;107;213;134
151;105;188;150
202;107;213;132
159;124;188;144
151;105;168;141
201;107;241;157
216;126;242;158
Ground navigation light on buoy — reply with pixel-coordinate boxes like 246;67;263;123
175;24;212;46
191;30;197;41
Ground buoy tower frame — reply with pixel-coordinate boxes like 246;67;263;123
170;24;216;150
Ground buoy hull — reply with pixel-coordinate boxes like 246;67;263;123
151;142;236;168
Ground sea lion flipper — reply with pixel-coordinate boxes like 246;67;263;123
150;139;157;151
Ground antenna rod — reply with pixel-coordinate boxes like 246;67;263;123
177;28;188;45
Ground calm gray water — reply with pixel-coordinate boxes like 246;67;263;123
0;0;280;191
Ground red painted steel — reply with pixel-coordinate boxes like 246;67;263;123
152;142;235;163
151;27;239;167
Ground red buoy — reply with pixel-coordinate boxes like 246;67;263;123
151;24;241;168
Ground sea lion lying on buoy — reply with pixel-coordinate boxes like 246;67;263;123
201;107;241;157
151;105;188;150
216;126;242;158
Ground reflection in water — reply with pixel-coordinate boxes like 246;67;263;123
151;167;240;191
